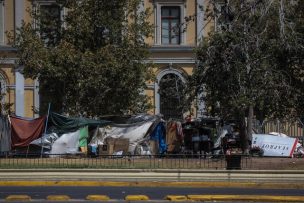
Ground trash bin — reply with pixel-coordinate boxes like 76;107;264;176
226;154;242;170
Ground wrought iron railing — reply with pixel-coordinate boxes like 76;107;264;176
1;153;295;170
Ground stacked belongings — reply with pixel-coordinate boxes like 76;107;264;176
45;112;111;156
89;114;167;156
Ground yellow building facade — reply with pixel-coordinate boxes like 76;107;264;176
0;0;39;118
144;0;212;119
0;0;213;119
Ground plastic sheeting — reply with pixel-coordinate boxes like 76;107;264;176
10;115;46;148
50;130;80;155
150;122;167;154
30;133;59;149
90;120;155;154
0;115;11;153
49;112;111;134
79;126;88;147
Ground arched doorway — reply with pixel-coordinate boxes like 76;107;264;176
158;72;185;120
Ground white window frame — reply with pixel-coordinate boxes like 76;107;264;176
154;0;186;45
32;0;65;30
154;68;186;115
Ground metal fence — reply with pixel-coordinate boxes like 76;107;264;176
1;154;303;170
253;119;304;143
3;153;302;170
0;154;251;170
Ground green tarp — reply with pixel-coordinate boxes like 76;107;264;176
49;112;111;134
79;126;88;147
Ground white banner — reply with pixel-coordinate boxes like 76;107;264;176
252;134;298;157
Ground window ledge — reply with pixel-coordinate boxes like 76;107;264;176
0;46;17;52
150;45;195;53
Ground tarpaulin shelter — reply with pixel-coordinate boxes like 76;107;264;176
10;115;46;148
90;120;155;154
48;112;111;134
89;114;163;154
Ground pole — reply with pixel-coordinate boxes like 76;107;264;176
40;103;51;157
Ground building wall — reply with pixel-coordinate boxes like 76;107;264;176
0;0;38;118
144;0;212;119
1;0;213;119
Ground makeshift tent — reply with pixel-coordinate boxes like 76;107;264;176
89;115;162;154
0;115;11;153
48;112;111;134
10;115;46;148
50;129;81;155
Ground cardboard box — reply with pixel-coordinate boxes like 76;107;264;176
113;138;129;154
99;138;129;155
98;144;114;155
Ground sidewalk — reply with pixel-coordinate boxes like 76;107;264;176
1;169;304;189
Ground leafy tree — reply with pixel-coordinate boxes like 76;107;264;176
10;0;154;117
159;73;186;120
190;0;304;152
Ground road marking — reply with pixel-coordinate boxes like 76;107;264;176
46;195;70;201
165;195;188;201
125;195;150;201
86;195;110;201
5;195;31;201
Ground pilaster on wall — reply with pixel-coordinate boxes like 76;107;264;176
15;68;24;117
196;0;204;44
14;0;25;117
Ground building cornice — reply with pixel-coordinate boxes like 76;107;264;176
0;58;17;65
147;57;197;64
0;46;17;52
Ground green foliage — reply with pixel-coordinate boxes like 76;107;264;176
192;0;304;120
11;0;154;116
159;73;187;119
190;0;304;149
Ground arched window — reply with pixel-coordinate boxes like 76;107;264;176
158;73;185;120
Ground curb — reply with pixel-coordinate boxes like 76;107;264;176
1;169;304;173
187;195;304;202
1;180;304;189
3;194;304;202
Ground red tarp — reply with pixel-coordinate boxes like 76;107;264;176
10;116;46;148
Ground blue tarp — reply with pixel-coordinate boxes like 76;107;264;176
150;122;167;154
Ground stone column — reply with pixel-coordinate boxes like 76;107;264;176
14;0;25;116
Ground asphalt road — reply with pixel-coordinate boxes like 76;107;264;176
0;186;303;200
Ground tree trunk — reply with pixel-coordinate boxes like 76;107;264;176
239;111;248;154
246;105;254;154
